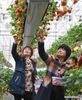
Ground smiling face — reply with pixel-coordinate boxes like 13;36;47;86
56;48;66;60
23;47;32;57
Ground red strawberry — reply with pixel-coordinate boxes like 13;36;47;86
57;10;67;17
53;13;56;16
38;33;47;38
57;10;61;15
15;16;18;20
15;0;18;5
16;8;22;13
16;12;21;17
53;11;56;16
67;9;71;13
61;0;67;6
19;28;23;33
73;0;78;4
47;28;50;30
50;18;53;21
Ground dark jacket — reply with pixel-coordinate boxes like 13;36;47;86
9;43;37;95
38;42;56;76
38;42;49;63
38;42;65;100
38;42;66;77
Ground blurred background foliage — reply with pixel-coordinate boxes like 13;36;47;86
0;52;13;96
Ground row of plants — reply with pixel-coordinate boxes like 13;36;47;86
37;22;82;76
64;67;82;96
48;23;82;57
47;22;82;95
0;52;13;96
37;67;82;96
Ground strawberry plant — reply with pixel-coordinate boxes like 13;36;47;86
7;0;27;49
48;23;82;57
8;0;79;48
0;52;13;96
47;22;82;96
64;67;82;96
31;0;79;47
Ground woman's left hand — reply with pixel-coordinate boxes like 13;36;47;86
52;79;59;85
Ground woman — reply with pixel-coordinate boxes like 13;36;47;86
36;36;71;100
9;35;38;100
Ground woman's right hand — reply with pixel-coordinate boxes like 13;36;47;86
38;33;47;42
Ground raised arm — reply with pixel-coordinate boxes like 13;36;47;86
11;43;19;61
38;41;50;65
11;35;19;61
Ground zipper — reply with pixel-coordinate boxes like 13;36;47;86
15;76;19;82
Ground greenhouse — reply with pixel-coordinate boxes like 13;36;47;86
0;0;82;100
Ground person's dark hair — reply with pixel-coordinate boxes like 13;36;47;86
23;46;33;57
58;44;71;61
70;56;78;64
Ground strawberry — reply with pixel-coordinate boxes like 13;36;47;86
57;10;66;17
16;12;21;17
50;18;53;21
18;27;23;31
53;11;56;16
17;21;22;26
47;28;50;30
67;9;71;13
22;17;25;21
15;16;18;20
73;0;78;4
16;8;22;13
38;33;47;39
15;0;18;5
61;0;67;6
38;33;44;38
43;33;47;37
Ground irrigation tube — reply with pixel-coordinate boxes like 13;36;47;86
65;96;82;99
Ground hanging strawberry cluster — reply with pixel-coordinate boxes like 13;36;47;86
8;0;27;47
31;0;79;48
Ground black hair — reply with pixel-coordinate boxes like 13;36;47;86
23;46;33;57
58;44;71;61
